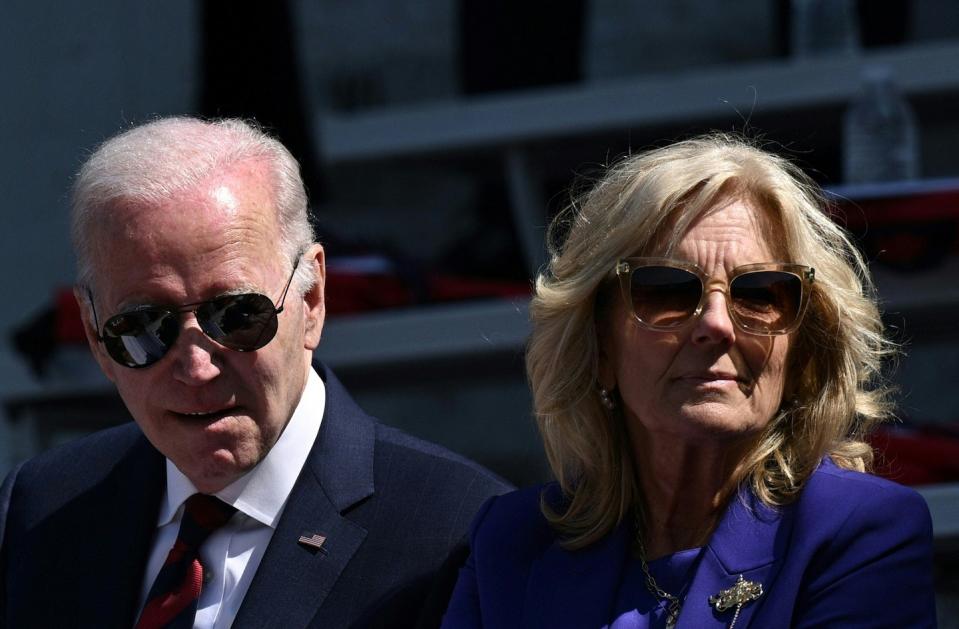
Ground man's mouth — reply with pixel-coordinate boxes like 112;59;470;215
172;407;237;421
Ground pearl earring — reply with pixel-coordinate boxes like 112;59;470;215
599;387;617;410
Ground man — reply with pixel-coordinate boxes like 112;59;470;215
0;117;510;628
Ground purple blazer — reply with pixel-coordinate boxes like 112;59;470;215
441;459;936;628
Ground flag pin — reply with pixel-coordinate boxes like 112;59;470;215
298;532;327;552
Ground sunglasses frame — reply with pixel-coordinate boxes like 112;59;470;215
87;255;302;368
613;257;815;336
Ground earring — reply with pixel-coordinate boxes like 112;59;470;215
599;387;617;411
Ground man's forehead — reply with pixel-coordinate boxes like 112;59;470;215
87;180;282;298
97;175;277;239
90;243;277;312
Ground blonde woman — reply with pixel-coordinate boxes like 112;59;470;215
442;135;935;628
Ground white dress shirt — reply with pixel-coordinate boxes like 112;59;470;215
137;367;326;629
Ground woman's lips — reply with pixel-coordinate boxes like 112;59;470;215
680;372;741;383
674;372;755;396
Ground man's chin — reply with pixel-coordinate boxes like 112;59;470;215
177;446;261;493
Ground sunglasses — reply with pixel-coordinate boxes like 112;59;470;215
614;258;815;336
89;257;301;368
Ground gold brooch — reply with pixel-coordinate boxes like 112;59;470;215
708;575;763;628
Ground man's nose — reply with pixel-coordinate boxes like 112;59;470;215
170;315;222;384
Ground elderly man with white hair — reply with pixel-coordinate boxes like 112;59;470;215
0;117;509;629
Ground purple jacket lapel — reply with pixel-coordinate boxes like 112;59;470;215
523;522;631;628
519;485;789;629
678;489;790;628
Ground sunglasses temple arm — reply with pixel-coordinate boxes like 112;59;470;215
84;287;104;342
274;255;302;313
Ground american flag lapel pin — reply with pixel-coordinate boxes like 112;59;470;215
298;532;327;552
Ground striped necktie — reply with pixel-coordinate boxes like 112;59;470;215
135;493;238;629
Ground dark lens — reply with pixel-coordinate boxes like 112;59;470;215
197;293;278;351
729;271;802;333
629;266;703;328
102;308;180;368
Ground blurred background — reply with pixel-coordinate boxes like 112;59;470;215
3;0;959;618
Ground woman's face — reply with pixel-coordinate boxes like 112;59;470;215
599;198;791;447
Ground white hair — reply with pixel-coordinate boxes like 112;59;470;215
71;116;316;295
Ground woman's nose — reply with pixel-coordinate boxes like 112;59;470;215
691;290;736;346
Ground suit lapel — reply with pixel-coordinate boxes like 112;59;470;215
234;366;375;629
677;489;790;628
523;523;631;628
71;429;164;628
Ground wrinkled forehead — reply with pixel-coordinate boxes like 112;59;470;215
650;194;788;260
86;178;283;290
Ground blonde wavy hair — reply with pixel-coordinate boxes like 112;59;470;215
528;134;895;549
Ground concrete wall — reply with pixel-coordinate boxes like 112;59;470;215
0;1;198;471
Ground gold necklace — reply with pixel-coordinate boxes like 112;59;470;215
634;514;682;629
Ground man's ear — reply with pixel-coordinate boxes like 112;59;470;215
73;286;117;384
302;244;326;351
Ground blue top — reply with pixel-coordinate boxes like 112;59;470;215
608;547;703;629
441;459;936;628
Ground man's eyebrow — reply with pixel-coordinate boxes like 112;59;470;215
114;284;262;313
218;284;259;297
114;299;165;314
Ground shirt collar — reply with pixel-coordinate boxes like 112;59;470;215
159;366;326;528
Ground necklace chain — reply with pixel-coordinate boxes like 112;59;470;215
635;513;682;629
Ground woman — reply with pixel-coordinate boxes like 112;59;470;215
442;135;936;628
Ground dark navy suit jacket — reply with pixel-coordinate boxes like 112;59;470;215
442;459;936;628
0;364;511;629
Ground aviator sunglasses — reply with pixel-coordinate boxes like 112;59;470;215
88;257;301;368
614;258;815;336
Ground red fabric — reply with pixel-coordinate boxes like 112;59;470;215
134;494;235;629
54;288;86;344
134;558;203;629
835;189;959;227
325;272;414;314
427;275;531;301
324;270;530;315
870;424;959;486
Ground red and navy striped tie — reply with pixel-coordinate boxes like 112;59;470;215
135;494;238;629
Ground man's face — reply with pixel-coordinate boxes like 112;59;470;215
82;167;325;493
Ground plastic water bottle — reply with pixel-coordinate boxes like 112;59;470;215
790;0;859;58
842;66;920;184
